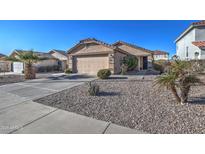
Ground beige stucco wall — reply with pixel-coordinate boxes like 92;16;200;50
61;60;67;71
139;57;143;70
68;55;73;70
50;52;68;70
70;44;113;55
0;61;12;72
34;59;58;68
51;52;68;60
116;44;151;56
114;51;127;74
153;54;168;60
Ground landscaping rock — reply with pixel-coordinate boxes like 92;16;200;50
35;78;205;134
0;75;24;86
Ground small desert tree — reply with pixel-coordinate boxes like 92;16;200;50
120;55;138;74
154;59;202;104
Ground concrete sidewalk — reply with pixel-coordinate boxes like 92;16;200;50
12;105;143;134
0;76;145;134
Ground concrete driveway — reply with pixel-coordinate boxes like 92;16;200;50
0;73;144;134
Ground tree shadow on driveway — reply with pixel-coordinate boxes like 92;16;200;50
108;76;128;79
188;97;205;105
47;74;94;80
97;91;121;96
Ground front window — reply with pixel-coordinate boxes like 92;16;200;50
186;47;189;58
195;52;199;59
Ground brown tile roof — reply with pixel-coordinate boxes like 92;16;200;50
11;50;55;59
68;38;129;55
79;38;115;49
0;53;6;58
68;38;114;54
70;51;111;56
113;41;153;54
192;41;205;47
49;49;67;56
192;20;205;26
153;50;169;55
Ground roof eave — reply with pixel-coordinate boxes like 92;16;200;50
113;41;153;54
70;51;111;56
67;39;116;54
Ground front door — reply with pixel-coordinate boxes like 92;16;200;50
143;56;148;70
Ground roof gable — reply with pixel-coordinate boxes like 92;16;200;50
10;50;55;59
113;41;152;56
153;50;169;55
67;38;115;55
0;53;6;57
68;42;115;56
49;49;67;56
67;38;129;56
175;20;205;43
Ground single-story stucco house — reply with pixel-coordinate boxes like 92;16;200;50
49;49;68;71
153;50;169;61
0;53;6;59
67;38;153;75
10;50;59;73
0;53;12;72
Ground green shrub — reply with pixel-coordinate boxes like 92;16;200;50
65;68;72;74
122;55;138;71
153;60;170;74
153;62;164;74
87;82;99;96
97;69;111;79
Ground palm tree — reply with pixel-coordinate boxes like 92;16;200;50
17;51;39;79
154;60;202;104
6;50;39;79
154;71;181;103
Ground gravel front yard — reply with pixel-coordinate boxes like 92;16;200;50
35;77;205;134
0;74;25;86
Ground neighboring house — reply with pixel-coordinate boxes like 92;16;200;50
67;38;153;75
10;50;59;73
0;53;12;72
0;53;6;59
153;50;169;61
0;53;11;72
49;49;68;71
175;20;205;60
0;61;11;72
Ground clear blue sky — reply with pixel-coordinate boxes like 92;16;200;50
0;20;198;56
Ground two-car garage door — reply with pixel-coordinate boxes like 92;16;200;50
75;55;109;75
